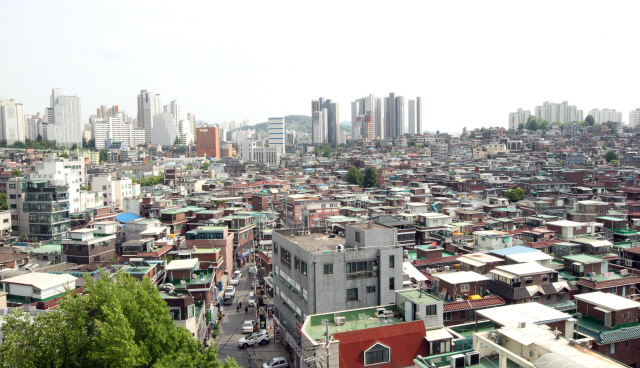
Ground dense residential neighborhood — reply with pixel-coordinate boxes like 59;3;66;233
1;93;640;368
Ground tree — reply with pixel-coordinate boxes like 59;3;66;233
0;193;7;211
408;140;416;147
605;150;619;163
363;167;379;188
323;145;331;158
71;143;78;150
518;123;524;131
504;188;525;203
201;162;210;170
375;141;381;149
264;143;269;147
345;167;364;186
585;115;595;126
611;159;620;167
99;149;109;163
174;137;182;145
186;165;194;170
0;271;238;368
36;134;43;142
11;169;21;177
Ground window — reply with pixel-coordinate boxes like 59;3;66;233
93;256;100;262
389;255;395;268
443;312;452;321
169;308;181;320
610;287;618;294
347;288;358;302
11;215;17;220
389;277;395;290
294;256;300;271
8;184;15;189
558;293;566;302
10;204;15;209
367;286;376;293
323;264;333;275
3;284;8;293
460;284;469;292
365;343;390;365
608;343;616;354
627;340;632;347
542;274;548;281
301;261;307;276
355;231;361;242
346;260;378;280
460;311;466;319
281;248;291;269
626;259;633;267
273;243;278;255
32;288;40;296
9;194;15;199
426;305;437;315
533;297;540;303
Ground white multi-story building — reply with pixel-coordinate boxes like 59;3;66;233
416;96;423;135
588;108;622;125
384;93;405;138
312;109;327;144
92;111;145;149
0;98;25;145
630;109;640;128
44;89;83;147
534;101;583;124
151;113;179;147
178;119;194;145
351;100;362;139
408;99;416;135
508;108;531;130
27;112;45;141
268;117;285;147
90;176;133;210
137;90;162;143
30;160;82;213
238;140;283;166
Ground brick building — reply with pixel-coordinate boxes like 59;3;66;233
195;127;220;158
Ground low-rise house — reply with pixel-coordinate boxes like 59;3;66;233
61;228;117;264
432;271;491;301
457;253;505;275
1;272;77;306
563;254;608;277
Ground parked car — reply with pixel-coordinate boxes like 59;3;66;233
233;270;242;278
223;295;234;306
262;357;288;368
225;285;235;298
248;292;255;308
242;320;254;334
239;331;270;348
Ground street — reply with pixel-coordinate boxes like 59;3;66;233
215;265;289;368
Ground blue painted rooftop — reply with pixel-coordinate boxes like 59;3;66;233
115;212;142;223
489;245;540;256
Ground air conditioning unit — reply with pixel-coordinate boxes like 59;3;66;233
517;321;526;328
576;312;583;319
450;354;465;368
465;352;480;366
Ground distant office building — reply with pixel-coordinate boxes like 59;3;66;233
238;140;283;166
630;109;640;128
384;93;404;138
0;97;25;145
588;108;622;125
137;90;162;143
508;108;531;130
352;94;377;140
312;98;339;146
268;117;285;147
44;89;82;147
534;101;583;124
416;96;423;135
151;113;179;147
92;110;145;149
312;109;327;144
408;99;416;135
196;126;220;158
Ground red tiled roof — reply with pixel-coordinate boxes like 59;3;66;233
137;245;173;258
412;255;460;266
334;320;428;368
524;240;562;249
443;295;506;312
577;275;640;289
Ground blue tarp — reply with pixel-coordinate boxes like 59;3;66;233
115;212;142;223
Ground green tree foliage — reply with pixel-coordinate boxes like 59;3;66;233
0;193;7;211
86;138;96;150
99;149;109;163
71;143;78;150
605;150;619;162
585;115;595;126
610;159;620;167
524;116;550;131
132;174;165;187
174;137;182;145
363;167;379;188
517;123;524;131
408;140;416;147
201;162;210;170
345;167;363;186
504;188;525;202
0;272;238;368
36;134;43;142
313;144;332;158
11;169;21;177
375;141;381;148
11;139;58;150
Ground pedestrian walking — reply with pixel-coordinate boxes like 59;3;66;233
239;301;242;309
236;303;240;312
245;306;248;314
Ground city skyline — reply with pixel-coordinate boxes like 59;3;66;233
3;1;640;133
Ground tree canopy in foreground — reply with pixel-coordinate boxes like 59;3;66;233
0;272;238;368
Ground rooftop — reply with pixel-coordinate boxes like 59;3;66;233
562;254;604;264
397;289;442;304
574;291;640;311
477;302;572;327
166;258;199;271
1;273;77;290
491;262;555;276
304;305;403;341
490;246;540;256
434;271;490;284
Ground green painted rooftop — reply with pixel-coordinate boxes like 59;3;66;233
563;254;604;263
305;306;402;341
398;290;442;304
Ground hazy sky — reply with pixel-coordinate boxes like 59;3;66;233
2;1;639;133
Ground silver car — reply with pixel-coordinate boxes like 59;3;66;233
263;357;288;368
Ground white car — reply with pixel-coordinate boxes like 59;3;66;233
262;357;288;368
233;270;242;278
239;331;270;348
229;276;239;286
248;292;255;308
225;285;235;298
242;320;254;334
